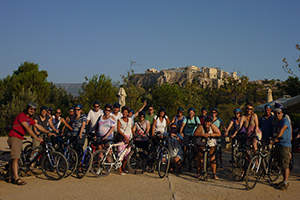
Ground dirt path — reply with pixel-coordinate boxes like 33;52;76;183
1;136;300;200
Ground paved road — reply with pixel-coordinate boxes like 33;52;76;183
1;137;300;200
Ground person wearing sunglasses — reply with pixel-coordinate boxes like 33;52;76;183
49;109;72;135
232;102;261;154
7;102;49;185
87;100;103;137
259;104;274;150
62;107;75;133
71;103;87;158
272;108;292;190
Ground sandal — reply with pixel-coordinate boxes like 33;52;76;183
14;178;26;186
212;174;219;180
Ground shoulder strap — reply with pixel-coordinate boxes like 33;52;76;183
136;122;145;132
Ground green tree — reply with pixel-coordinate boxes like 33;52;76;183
282;76;300;97
0;87;37;135
79;74;118;113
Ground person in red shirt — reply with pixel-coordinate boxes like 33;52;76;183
7;102;49;185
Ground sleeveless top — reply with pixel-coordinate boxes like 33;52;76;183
52;116;61;130
174;115;186;129
232;117;246;135
243;114;261;136
196;126;217;147
119;117;133;139
154;115;168;134
34;115;50;133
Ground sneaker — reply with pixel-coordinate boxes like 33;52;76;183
120;172;126;176
275;181;284;187
280;183;289;190
96;168;101;175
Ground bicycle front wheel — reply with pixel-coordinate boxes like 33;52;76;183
158;148;170;178
0;151;11;181
91;150;113;177
203;150;208;181
245;156;260;190
76;151;92;179
268;156;281;183
64;148;78;177
41;151;68;180
232;152;246;181
127;148;149;174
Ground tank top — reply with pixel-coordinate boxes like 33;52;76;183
119;117;133;139
174;115;186;129
196;126;216;147
154;115;168;134
52;116;61;130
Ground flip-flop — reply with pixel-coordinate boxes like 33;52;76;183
14;178;26;186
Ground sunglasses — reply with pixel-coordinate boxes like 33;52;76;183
212;111;217;113
275;112;282;115
105;109;111;112
75;109;81;111
246;107;253;110
29;108;36;111
235;112;240;115
56;112;61;114
94;105;100;107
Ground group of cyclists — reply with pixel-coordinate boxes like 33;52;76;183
6;100;293;190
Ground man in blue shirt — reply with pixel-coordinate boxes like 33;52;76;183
273;108;292;190
259;104;274;149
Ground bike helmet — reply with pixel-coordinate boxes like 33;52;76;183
40;105;48;111
158;107;167;113
93;100;101;106
138;110;146;117
211;107;218;113
170;122;178;128
264;104;271;109
104;103;113;110
204;115;213;122
113;102;121;108
129;109;134;114
201;107;207;111
188;107;196;112
177;107;184;113
68;107;74;111
27;102;37;109
74;103;83;109
233;108;242;113
274;102;283;109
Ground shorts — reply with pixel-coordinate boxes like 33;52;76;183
275;145;291;170
7;136;23;159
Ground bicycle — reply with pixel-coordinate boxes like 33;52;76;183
126;138;149;174
55;133;78;177
185;135;196;171
0;151;11;181
19;136;68;180
245;137;281;190
76;135;94;179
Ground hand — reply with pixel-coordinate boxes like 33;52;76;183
274;138;279;143
141;134;146;137
231;133;236;139
224;131;228;137
36;131;41;136
125;137;129;144
204;133;210;138
296;135;300;139
55;130;59;134
171;133;176;138
38;138;44;143
79;134;82;139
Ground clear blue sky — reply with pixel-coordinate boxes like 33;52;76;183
1;0;299;83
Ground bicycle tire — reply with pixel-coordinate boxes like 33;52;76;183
268;156;281;183
232;152;246;181
203;150;208;181
64;148;78;177
41;151;68;180
158;148;170;178
76;151;93;179
0;151;11;181
127;148;148;174
90;149;113;177
245;156;260;190
187;146;194;172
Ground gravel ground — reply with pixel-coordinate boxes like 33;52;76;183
1;136;300;200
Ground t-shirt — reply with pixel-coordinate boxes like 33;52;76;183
168;133;183;158
273;118;291;147
259;115;274;140
87;109;104;133
96;116;115;140
145;114;155;125
174;115;186;130
9;112;36;140
34;115;50;133
71;114;87;137
183;116;200;136
111;112;123;133
135;120;150;135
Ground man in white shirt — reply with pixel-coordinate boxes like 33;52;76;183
87;100;103;137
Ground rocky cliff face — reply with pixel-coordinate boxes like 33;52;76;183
132;66;238;88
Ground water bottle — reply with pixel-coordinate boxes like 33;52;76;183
29;151;38;161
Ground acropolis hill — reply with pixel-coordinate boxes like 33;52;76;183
131;66;239;88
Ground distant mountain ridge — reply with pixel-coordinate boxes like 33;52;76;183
54;83;82;97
